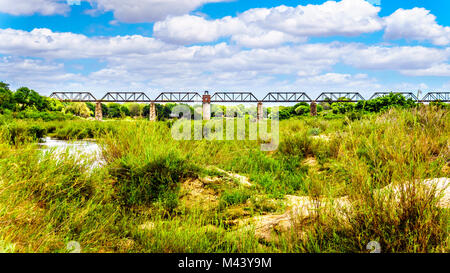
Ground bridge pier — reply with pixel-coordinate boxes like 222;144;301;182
310;101;318;116
149;102;157;122
257;102;263;121
203;91;211;121
95;102;103;121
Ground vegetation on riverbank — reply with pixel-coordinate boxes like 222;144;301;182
0;88;448;253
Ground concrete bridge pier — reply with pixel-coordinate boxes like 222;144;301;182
257;102;264;121
95;101;103;121
202;91;211;121
149;102;157;122
310;101;318;116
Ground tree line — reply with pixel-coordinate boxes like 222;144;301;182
1;81;447;121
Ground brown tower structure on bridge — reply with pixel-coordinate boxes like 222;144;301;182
202;91;211;121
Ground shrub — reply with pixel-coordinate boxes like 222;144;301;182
111;152;197;208
356;93;417;113
295;105;310;116
332;102;355;114
429;101;449;109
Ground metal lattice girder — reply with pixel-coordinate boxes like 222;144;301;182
369;92;419;101
154;92;202;103
49;92;97;102
100;92;151;102
315;92;365;102
421;92;450;102
211;92;259;103
262;92;313;103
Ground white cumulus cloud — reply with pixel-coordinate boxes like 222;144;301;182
0;28;171;59
87;0;229;23
154;0;383;47
0;0;69;15
384;7;450;46
343;45;450;70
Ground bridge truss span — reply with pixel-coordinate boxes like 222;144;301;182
100;92;151;103
211;92;259;103
262;92;312;103
50;92;97;102
315;92;365;102
421;92;450;102
369;92;419;101
154;92;202;103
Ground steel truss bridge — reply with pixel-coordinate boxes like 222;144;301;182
49;91;450;103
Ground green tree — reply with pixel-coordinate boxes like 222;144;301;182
107;103;122;118
356;93;416;113
64;102;93;118
11;87;46;111
47;98;64;112
0;81;10;90
120;105;130;118
295;105;310;116
101;103;108;117
142;104;150;117
14;87;32;111
332;102;355;114
28;90;46;111
281;106;295;120
0;85;15;111
86;102;96;117
157;103;177;120
127;103;141;117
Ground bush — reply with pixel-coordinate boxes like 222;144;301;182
27;124;46;139
15;109;73;121
50;121;116;140
356;93;417;113
295;105;310;116
1;121;47;144
332;102;355;114
111;152;197;208
429;101;449;109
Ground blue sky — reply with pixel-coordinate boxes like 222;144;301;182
0;0;449;98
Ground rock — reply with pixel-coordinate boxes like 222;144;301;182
378;177;449;209
180;178;219;209
238;178;449;243
423;178;449;208
239;195;351;242
251;214;290;242
213;168;252;187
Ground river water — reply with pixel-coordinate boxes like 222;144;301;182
39;137;104;167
